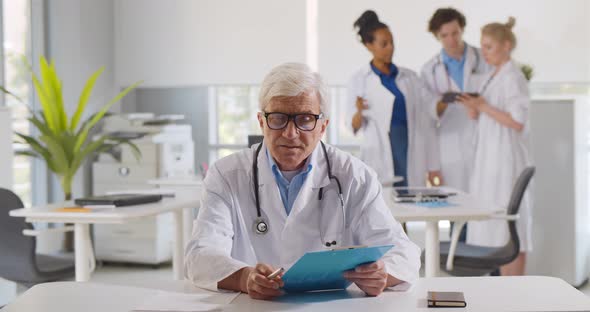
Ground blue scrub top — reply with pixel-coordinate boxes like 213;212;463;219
370;62;408;187
370;62;407;125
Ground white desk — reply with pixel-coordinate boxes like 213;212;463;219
4;276;590;312
385;187;504;277
8;197;199;282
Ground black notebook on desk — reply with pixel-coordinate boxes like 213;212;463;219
74;194;163;207
427;291;467;308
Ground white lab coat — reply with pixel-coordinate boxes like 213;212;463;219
347;64;440;186
466;60;533;252
420;44;490;192
185;142;421;291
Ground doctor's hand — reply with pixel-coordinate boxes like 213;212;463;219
428;170;443;187
457;94;486;111
352;97;369;132
466;107;479;120
343;260;389;296
241;264;284;300
355;96;369;112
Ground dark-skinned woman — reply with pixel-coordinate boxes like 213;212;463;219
347;10;442;187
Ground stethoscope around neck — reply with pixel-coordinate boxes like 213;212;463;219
251;140;345;248
432;45;480;93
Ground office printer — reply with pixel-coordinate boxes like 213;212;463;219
91;113;195;264
94;113;195;188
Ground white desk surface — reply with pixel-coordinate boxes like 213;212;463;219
386;187;504;222
3;276;589;312
8;197;200;224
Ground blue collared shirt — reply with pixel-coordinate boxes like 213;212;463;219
267;151;312;215
441;45;467;91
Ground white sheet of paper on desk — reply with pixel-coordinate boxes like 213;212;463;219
132;291;224;312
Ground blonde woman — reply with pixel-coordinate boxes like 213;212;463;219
457;17;533;275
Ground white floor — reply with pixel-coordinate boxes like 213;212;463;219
2;222;590;307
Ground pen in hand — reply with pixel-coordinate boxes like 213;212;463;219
266;267;284;280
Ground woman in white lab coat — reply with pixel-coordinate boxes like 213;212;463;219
457;17;533;275
348;10;441;187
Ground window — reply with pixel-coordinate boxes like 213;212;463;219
2;0;33;206
327;86;361;155
2;0;44;206
208;86;261;162
208;85;360;164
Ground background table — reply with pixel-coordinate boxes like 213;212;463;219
9;196;199;281
385;187;504;277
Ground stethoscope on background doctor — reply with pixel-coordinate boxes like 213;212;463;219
431;45;481;93
251;140;346;248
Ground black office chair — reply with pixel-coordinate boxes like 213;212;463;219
0;188;75;287
247;135;264;148
439;167;535;276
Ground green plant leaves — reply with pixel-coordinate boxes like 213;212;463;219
14;132;53;170
71;67;104;131
31;73;58;132
40;58;67;131
73;80;143;152
1;56;142;196
39;134;69;175
0;85;26;105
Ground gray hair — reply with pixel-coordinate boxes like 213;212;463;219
259;63;329;117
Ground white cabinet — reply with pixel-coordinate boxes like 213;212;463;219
93;214;173;264
526;96;590;286
92;162;172;264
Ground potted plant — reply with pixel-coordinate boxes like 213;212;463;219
1;56;142;201
520;63;534;81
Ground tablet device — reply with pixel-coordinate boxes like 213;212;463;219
395;188;454;198
441;92;461;103
74;194;163;207
442;92;480;103
281;244;393;292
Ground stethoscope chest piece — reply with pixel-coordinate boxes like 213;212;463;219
254;218;269;235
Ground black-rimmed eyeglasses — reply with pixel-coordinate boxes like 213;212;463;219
263;112;324;131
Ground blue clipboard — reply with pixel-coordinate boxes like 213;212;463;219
282;244;394;293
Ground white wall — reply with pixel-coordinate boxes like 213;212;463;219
317;0;459;85
114;0;590;86
47;0;116;200
318;0;590;85
114;0;307;87
462;0;590;84
48;0;116;113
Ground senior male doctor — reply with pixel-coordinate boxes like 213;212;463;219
185;63;421;300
